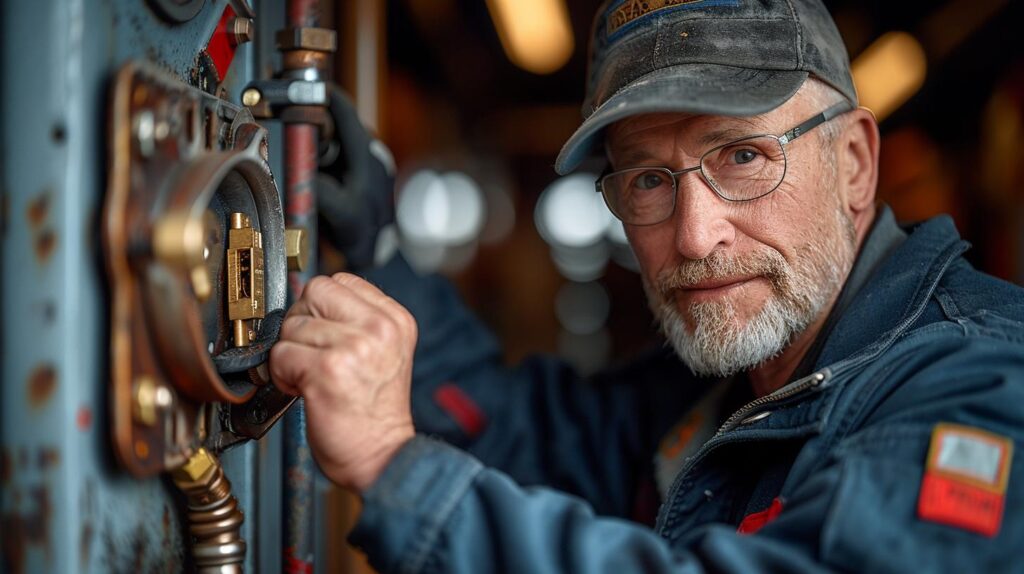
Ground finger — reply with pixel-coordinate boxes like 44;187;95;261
291;275;380;323
269;340;322;396
279;315;365;349
331;273;412;324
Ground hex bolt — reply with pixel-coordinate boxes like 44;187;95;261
285;227;309;272
133;376;173;426
228;17;254;46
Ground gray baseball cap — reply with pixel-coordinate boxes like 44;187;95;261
555;0;857;175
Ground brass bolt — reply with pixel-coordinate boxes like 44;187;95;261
133;376;173;426
173;447;217;484
285;227;308;272
228;17;254;47
241;88;262;107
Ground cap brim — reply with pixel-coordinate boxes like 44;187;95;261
555;64;808;175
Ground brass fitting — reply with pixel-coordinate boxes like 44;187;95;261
284;227;308;272
173;448;246;572
152;212;206;269
173;447;218;485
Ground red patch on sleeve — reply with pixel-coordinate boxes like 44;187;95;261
917;424;1012;537
737;497;784;535
433;384;487;437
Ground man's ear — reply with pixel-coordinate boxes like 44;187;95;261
838;107;880;215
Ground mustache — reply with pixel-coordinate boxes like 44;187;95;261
654;249;788;295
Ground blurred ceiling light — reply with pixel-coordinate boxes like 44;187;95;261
396;169;486;273
536;173;609;248
851;31;927;122
486;0;575;75
397;170;485;245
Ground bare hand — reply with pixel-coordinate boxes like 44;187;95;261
269;273;417;492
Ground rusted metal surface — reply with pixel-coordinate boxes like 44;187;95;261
1;1;281;571
26;365;58;409
26;190;58;265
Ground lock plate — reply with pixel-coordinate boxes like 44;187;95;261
104;62;293;476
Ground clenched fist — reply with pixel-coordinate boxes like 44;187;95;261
269;273;417;492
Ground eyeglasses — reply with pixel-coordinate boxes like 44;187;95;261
596;101;854;226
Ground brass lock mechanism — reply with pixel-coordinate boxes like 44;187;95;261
227;212;265;347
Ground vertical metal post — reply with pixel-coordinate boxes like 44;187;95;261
281;1;320;572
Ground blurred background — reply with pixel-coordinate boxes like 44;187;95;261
323;0;1024;375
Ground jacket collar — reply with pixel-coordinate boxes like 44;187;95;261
814;210;969;372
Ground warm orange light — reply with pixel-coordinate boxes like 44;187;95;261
851;31;927;121
486;0;575;75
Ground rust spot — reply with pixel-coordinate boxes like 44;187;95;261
79;521;93;568
27;365;58;409
34;229;57;264
26;192;50;228
37;448;60;471
76;406;93;431
1;485;52;574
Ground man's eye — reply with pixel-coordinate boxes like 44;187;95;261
634;171;668;190
733;149;759;164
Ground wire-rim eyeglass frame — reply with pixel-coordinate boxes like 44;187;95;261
595;100;855;226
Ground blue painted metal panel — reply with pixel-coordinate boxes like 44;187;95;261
0;1;285;572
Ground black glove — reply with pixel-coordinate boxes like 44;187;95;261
317;86;396;272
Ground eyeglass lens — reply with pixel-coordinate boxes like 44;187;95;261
600;135;786;225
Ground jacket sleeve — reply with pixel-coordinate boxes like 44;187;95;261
363;255;697;517
349;328;1024;574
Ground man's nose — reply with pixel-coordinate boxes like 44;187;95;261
671;174;736;260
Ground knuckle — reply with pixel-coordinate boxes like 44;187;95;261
348;334;376;363
319;350;348;381
304;275;334;301
365;314;398;342
279;315;306;339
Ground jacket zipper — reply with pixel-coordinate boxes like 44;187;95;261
655;368;832;533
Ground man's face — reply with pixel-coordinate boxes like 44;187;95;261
606;91;857;377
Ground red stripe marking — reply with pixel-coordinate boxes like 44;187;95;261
433;384;487;437
206;5;237;81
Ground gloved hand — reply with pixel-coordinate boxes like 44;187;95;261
317;86;396;272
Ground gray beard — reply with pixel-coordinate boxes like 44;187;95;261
646;205;856;378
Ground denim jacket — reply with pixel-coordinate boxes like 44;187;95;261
352;209;1024;573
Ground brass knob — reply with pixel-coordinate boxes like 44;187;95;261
152;212;207;269
285;227;309;272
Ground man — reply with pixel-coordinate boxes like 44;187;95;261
271;0;1024;571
